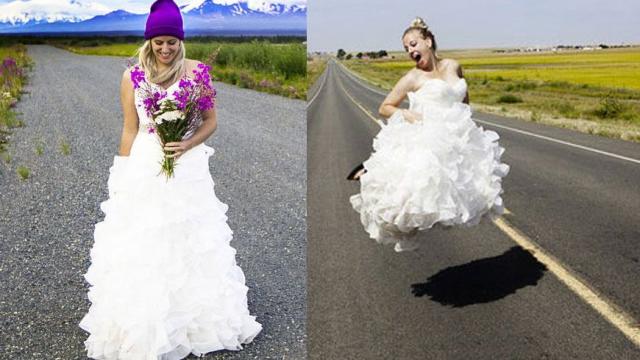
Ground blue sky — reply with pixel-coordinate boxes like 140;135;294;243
308;0;640;51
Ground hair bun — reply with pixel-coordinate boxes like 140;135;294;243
410;17;428;30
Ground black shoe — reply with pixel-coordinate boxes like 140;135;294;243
347;163;367;181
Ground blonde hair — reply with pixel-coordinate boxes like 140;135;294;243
135;39;186;86
403;17;438;52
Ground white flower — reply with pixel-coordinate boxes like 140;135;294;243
2;92;11;98
155;110;184;124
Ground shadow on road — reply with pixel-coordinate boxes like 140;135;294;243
411;246;547;307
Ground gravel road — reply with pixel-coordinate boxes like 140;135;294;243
0;45;306;360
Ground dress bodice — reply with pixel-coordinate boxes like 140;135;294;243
407;77;468;111
134;81;178;131
134;78;202;139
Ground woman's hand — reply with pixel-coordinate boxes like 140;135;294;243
164;139;195;160
402;109;422;123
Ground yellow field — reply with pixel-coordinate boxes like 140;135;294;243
360;47;640;90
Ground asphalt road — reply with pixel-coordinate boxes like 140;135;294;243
0;45;306;359
307;60;640;359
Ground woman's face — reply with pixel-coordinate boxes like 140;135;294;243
402;30;432;69
151;36;180;65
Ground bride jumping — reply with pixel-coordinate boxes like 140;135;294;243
78;1;262;358
349;17;510;252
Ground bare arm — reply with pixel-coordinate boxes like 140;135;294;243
378;71;416;118
118;69;139;156
185;107;217;148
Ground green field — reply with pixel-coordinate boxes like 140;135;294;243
343;47;640;142
62;39;307;100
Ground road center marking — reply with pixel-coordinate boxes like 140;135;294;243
494;217;640;347
336;73;383;127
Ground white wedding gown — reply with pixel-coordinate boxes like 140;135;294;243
350;77;510;252
79;80;262;359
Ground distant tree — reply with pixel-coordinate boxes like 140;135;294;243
337;48;346;59
599;44;609;49
377;50;388;58
356;52;363;59
346;53;353;60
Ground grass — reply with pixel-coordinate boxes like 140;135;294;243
35;141;44;156
307;56;328;88
0;43;32;153
60;138;71;155
16;165;29;179
59;38;307;100
342;46;640;142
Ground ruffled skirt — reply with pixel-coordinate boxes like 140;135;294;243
79;134;262;359
350;103;510;251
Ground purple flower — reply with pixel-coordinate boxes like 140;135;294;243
172;89;190;110
193;63;212;86
197;94;214;111
178;78;193;89
130;65;146;89
1;57;19;77
148;127;156;134
143;97;155;115
141;90;166;116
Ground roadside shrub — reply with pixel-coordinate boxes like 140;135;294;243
593;97;626;119
496;94;523;104
553;102;579;118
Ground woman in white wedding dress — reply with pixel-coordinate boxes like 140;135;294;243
350;17;510;252
78;1;261;359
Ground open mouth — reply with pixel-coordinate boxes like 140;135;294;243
410;51;422;63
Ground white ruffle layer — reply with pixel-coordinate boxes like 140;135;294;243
350;103;510;250
79;139;262;360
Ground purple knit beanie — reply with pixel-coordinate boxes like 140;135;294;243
144;0;184;40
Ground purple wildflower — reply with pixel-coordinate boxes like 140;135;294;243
193;63;212;86
1;57;19;79
196;95;214;111
130;65;146;89
179;77;193;89
172;89;190;110
2;58;16;68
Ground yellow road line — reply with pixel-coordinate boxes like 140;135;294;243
335;72;383;127
494;217;640;347
335;68;640;347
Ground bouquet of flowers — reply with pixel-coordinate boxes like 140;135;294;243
130;63;216;180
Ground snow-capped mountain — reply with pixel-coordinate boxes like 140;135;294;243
182;1;256;17
0;0;110;26
0;0;306;34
